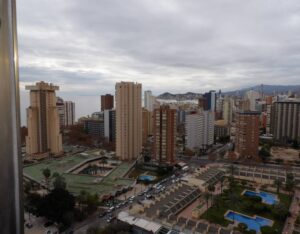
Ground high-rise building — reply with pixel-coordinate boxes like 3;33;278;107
270;101;300;142
83;119;104;137
245;90;260;111
115;82;142;161
142;108;154;145
56;97;75;128
203;90;216;111
101;94;114;111
153;105;177;164
25;82;63;158
56;97;65;129
144;90;156;111
235;111;260;159
223;97;233;125
185;110;214;151
104;109;116;142
64;101;75;126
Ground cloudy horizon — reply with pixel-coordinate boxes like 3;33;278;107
17;0;300;125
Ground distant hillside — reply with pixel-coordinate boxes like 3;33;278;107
157;92;203;100
157;84;300;100
224;84;300;96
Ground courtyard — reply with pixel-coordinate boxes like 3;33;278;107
200;180;292;233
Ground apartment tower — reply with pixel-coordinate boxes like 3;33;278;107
270;101;300;142
115;82;142;161
25;82;63;158
153;105;177;164
235;111;260;159
101;94;114;111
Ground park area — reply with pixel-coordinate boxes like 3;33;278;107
200;180;292;234
23;150;135;197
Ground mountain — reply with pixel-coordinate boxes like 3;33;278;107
157;84;300;100
157;92;203;100
224;84;300;96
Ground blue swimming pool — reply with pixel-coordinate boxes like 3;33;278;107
225;211;273;233
243;190;278;205
138;175;156;182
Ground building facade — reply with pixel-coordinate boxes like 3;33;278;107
25;82;63;157
104;109;116;142
83;118;105;137
185;111;214;151
56;97;65;129
153;105;177;164
101;94;114;111
64;101;75;126
115;82;142;161
203;90;216;111
235;111;260;159
270;101;300;142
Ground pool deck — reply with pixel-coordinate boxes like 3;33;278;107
224;210;274;231
241;189;279;204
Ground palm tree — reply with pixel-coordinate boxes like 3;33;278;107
42;168;51;191
207;184;215;205
78;190;87;211
228;164;237;177
273;178;282;194
204;192;210;216
220;176;225;194
286;173;295;195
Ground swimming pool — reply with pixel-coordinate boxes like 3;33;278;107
243;190;279;205
225;211;273;233
138;174;156;182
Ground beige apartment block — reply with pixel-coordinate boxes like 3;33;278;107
115;82;142;161
25;81;62;158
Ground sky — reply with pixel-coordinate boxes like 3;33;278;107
17;0;300;125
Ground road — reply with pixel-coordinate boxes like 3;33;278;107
73;172;184;234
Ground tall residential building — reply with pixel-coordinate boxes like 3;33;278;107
101;94;114;111
153;105;177;164
203;90;216;111
245;90;260;111
270;101;300;142
142;108;154;145
144;90;156;111
115;82;142;161
64;101;75;126
104;109;116;142
235;111;260;159
185;110;214;151
25;82;63;157
56;97;75;128
223;97;233;125
56;97;65;129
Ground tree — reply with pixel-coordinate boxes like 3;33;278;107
204;192;210;215
53;174;67;190
286;173;295;195
272;203;289;221
77;190;87;212
38;188;75;226
273;178;282;194
261;226;275;234
207;184;215;203
43;168;51;191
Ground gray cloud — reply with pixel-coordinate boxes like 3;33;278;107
16;0;300;124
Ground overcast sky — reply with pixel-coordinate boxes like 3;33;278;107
17;0;300;124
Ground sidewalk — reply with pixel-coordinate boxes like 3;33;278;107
282;189;300;234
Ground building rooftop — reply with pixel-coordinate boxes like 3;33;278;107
23;150;134;196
